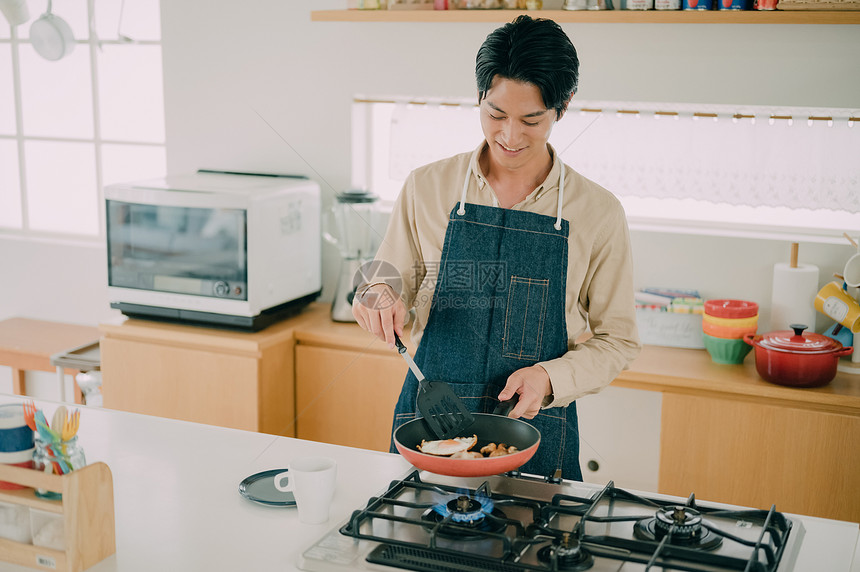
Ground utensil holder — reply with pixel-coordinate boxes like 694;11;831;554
0;462;115;572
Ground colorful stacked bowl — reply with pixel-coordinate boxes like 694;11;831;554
702;299;759;364
0;404;34;490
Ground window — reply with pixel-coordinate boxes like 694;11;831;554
352;96;860;243
0;0;166;240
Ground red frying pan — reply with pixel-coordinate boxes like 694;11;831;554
393;410;540;477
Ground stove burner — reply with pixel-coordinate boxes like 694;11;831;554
656;506;703;537
536;533;594;571
634;505;723;550
449;495;484;523
422;494;507;538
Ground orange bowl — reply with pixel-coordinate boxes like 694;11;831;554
702;313;758;329
702;320;757;339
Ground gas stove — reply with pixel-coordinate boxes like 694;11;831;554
298;470;805;572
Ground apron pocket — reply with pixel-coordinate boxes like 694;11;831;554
503;276;549;361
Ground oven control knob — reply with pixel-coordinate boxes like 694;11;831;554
214;281;230;297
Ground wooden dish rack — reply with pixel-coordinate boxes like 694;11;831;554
0;462;115;572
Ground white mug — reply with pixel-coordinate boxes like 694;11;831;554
844;253;860;288
274;457;337;524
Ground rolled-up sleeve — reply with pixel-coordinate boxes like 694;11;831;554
539;204;641;408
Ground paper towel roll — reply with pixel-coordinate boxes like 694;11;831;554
770;262;820;332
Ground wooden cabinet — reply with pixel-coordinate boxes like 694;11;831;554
659;393;860;523
294;319;408;452
296;345;406;451
99;306;327;436
615;345;860;522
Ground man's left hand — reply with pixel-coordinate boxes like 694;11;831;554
498;365;552;419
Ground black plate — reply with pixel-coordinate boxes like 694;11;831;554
238;469;296;507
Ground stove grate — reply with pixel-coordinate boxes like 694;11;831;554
339;471;796;572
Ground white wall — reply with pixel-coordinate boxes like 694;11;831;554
2;0;858;333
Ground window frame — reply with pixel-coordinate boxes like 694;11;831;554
0;0;165;243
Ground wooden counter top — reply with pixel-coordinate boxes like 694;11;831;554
99;304;329;356
616;345;860;416
294;305;860;416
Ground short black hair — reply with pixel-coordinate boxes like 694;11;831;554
475;15;579;118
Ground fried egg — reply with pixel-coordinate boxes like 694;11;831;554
417;434;478;456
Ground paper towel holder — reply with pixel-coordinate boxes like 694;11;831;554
769;242;819;333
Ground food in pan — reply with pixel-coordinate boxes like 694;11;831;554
417;436;518;458
418;435;478;456
489;444;518;457
451;450;484;459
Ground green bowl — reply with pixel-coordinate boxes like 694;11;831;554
703;333;753;365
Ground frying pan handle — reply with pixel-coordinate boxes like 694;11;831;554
493;396;519;417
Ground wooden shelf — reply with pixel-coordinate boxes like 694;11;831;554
311;8;860;24
0;462;115;572
0;487;63;513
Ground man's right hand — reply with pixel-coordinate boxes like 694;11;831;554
352;283;408;349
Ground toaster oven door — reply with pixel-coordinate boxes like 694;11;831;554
107;200;248;301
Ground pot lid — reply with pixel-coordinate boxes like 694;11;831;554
757;324;844;354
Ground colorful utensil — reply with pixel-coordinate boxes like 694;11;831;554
62;409;79;441
51;406;67;436
22;401;37;431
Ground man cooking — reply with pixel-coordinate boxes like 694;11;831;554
353;15;640;480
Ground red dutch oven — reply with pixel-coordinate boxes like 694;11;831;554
743;324;853;388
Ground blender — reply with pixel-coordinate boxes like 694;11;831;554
324;189;383;322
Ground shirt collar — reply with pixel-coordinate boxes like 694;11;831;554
468;141;563;204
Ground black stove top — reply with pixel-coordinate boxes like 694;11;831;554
300;470;804;572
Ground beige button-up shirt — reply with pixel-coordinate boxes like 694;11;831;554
371;142;641;408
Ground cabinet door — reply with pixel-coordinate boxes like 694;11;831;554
576;386;662;492
295;345;407;452
101;338;261;432
660;393;860;522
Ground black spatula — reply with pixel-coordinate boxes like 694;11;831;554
393;333;475;440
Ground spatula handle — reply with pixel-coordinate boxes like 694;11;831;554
393;333;428;388
393;332;408;354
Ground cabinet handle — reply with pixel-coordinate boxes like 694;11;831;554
587;459;600;472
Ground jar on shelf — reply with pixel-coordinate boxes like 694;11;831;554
563;0;588;9
358;0;388;8
32;437;86;500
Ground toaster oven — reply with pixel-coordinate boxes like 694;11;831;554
105;170;321;330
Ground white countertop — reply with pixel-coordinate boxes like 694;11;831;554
0;395;857;572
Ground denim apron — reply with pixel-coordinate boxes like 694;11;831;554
391;160;582;481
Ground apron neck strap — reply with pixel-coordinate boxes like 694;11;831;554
457;160;565;231
457;163;469;216
554;162;565;231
